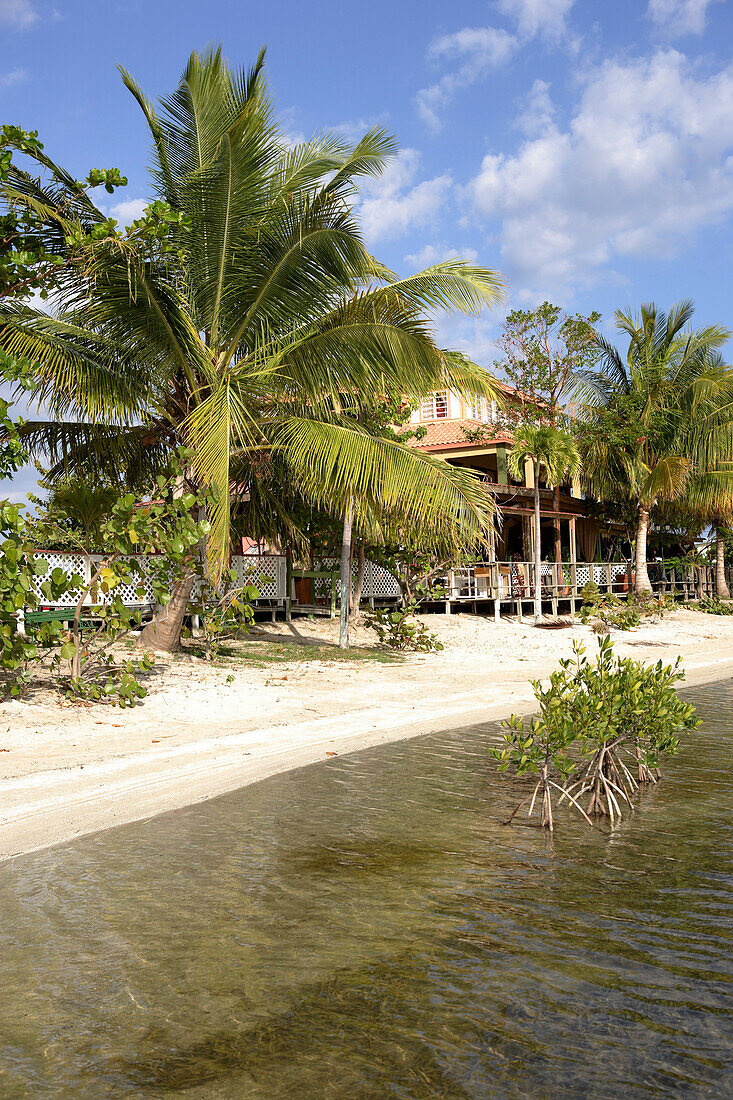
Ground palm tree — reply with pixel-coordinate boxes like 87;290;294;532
48;477;117;546
0;47;504;651
580;302;732;594
715;522;732;599
507;425;580;623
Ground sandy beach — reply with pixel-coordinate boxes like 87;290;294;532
1;607;732;862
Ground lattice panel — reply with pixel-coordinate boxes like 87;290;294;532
32;552;159;608
313;558;401;599
31;552;87;607
366;561;401;598
575;565;591;588
231;555;286;600
91;554;155;605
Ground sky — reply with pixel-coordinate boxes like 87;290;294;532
1;0;733;497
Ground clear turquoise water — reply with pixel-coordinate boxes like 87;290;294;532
0;680;731;1098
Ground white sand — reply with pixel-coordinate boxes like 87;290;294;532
1;608;732;861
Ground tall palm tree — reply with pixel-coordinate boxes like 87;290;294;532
0;47;504;651
507;425;580;623
681;471;733;599
580;302;732;594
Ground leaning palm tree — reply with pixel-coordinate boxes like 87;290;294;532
507;425;580;623
0;47;504;651
579;302;732;594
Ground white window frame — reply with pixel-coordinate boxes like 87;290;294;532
420;391;449;420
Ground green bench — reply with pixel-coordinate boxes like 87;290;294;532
24;609;102;633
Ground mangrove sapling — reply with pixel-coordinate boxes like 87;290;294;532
491;662;594;832
561;638;699;818
493;636;699;830
189;566;262;662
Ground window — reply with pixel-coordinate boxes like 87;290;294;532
420;391;449;420
467;399;483;421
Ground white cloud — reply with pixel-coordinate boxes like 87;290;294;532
0;0;38;29
515;79;555;136
433;311;504;366
108;198;148;225
497;0;575;39
416;27;517;130
0;68;27;87
330;115;389;142
647;0;723;37
416;2;577;130
404;243;479;268
465;50;733;298
358;149;452;244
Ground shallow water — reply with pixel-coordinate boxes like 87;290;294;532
0;681;732;1098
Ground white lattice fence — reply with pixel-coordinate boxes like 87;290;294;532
30;552;159;607
232;555;287;600
312;558;400;600
30;552;87;607
29;551;288;608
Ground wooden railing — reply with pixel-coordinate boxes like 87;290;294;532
441;559;728;619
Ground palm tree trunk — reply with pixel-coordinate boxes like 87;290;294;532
339;500;353;650
140;568;195;653
350;541;366;620
634;506;653;594
533;465;542;623
715;526;730;598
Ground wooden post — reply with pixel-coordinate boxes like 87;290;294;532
569;516;577;618
285;552;293;622
605;562;612;594
496;443;508;486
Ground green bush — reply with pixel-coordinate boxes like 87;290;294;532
690;595;733;616
364;601;444;652
580;581;673;632
491;636;699;830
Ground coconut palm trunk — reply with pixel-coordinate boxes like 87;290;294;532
635;506;653;594
339;500;353;650
140;568;196;653
715;526;730;598
532;460;542;622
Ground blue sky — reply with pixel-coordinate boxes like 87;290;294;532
2;0;733;495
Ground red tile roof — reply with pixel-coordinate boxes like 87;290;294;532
405;418;515;453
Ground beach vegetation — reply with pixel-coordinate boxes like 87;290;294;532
493;636;699;831
364;600;444;652
579;301;733;594
580;581;673;632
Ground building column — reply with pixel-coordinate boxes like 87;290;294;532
496;443;508;486
569;516;578;617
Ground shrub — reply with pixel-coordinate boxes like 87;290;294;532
364;601;444;652
492;636;699;830
189;566;262;661
691;595;733;616
580;581;673;632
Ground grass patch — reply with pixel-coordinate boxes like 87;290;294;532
179;638;405;667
